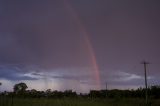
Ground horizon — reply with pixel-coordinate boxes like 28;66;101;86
0;81;150;94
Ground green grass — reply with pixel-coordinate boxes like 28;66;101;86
1;97;160;106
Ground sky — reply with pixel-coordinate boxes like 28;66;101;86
0;0;160;93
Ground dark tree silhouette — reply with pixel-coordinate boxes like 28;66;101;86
13;82;28;94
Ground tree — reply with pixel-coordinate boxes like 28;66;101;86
13;82;28;93
45;89;52;97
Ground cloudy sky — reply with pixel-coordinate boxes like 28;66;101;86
0;0;160;93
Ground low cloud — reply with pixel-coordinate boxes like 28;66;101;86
114;71;143;82
0;66;37;81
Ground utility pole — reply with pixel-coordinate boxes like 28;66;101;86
141;61;149;105
105;82;108;98
0;82;1;92
106;82;108;90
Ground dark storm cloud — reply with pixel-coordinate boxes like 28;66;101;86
0;0;160;67
0;0;160;91
0;0;92;68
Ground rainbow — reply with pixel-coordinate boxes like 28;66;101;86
64;0;101;89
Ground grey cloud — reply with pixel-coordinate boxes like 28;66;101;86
30;69;93;82
0;66;37;80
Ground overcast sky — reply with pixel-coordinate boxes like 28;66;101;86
0;0;160;93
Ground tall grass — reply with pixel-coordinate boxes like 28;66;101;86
1;98;158;106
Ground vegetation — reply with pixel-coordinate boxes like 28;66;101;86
13;83;28;94
0;82;160;106
1;97;160;106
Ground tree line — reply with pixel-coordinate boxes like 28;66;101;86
0;82;160;99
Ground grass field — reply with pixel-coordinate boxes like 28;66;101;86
1;98;160;106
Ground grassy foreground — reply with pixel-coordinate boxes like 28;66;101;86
3;98;160;106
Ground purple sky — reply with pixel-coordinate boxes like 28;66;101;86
0;0;160;93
